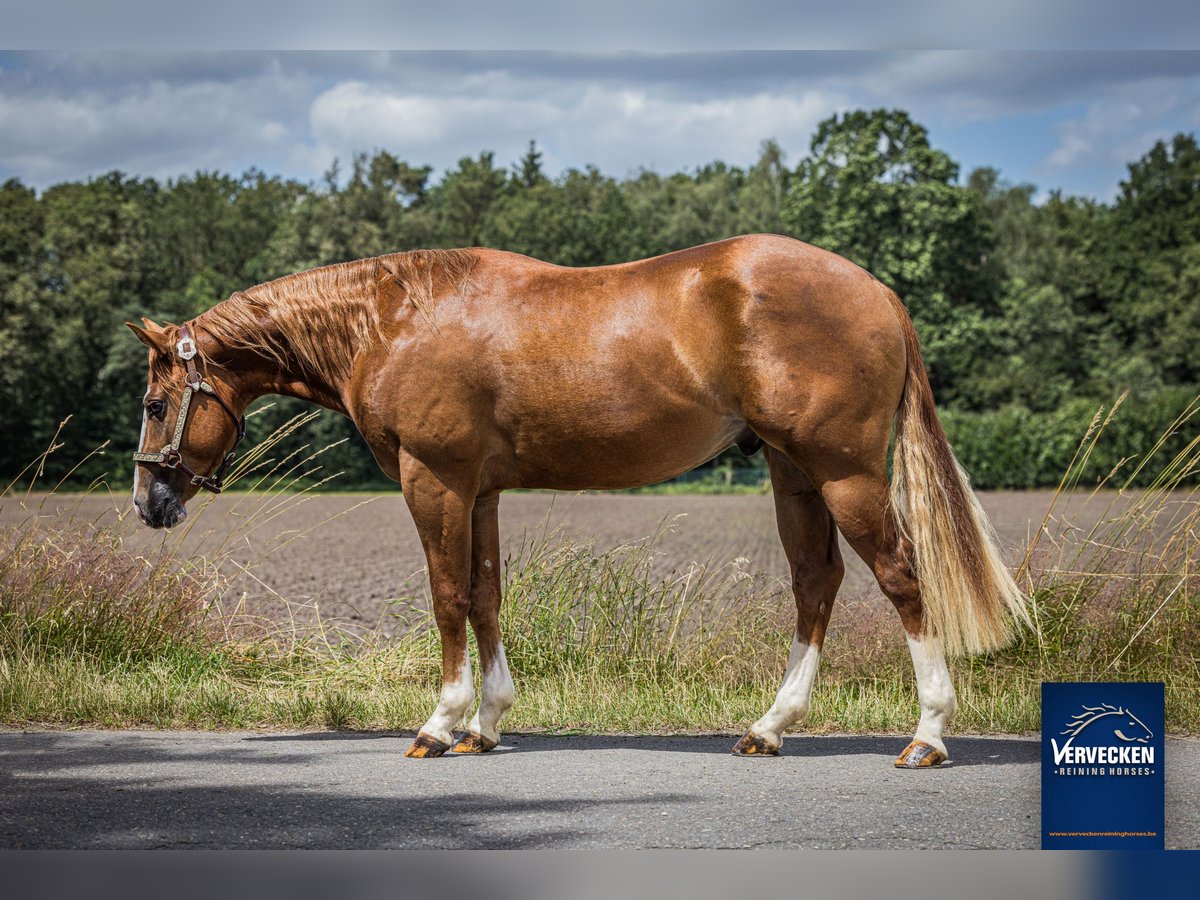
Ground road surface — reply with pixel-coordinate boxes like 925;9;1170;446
2;730;1196;849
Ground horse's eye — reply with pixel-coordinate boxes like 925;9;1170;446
145;399;166;420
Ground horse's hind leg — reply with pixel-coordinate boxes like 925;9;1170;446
733;447;843;756
452;493;515;753
815;465;958;768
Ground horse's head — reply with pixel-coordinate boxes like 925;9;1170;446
126;318;246;529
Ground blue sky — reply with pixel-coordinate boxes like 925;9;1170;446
2;51;1198;201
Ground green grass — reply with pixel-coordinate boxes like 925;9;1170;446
1;396;1198;736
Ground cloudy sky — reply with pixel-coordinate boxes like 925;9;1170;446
2;51;1199;200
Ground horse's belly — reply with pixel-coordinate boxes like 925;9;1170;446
505;403;743;491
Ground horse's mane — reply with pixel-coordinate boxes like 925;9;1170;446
1061;704;1124;737
198;249;477;383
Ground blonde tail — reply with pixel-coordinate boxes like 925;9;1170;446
887;292;1031;656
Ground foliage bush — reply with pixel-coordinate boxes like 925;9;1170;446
943;386;1200;489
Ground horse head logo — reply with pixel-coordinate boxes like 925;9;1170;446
1062;704;1153;744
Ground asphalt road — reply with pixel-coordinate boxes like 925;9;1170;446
1;731;1197;849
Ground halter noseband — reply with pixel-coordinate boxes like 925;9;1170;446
131;323;247;495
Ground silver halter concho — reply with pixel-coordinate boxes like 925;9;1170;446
131;323;247;495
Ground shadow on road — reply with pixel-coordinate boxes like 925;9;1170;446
244;731;1040;766
0;734;694;848
0;779;686;848
0;730;1058;850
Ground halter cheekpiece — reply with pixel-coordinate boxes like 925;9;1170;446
131;322;247;494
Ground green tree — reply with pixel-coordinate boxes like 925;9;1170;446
0;179;42;297
0;179;49;473
16;174;158;478
485;166;637;265
515;140;548;188
782;109;1002;405
623;163;742;257
1100;134;1200;385
432;152;508;247
736;140;788;234
147;169;308;321
966;170;1100;410
259;152;435;274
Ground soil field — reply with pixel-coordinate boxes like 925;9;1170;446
1;488;1081;638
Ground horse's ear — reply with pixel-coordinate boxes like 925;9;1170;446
125;321;174;356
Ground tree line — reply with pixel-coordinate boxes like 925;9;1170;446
1;108;1197;490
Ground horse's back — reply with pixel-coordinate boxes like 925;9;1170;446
370;236;910;491
460;234;909;429
463;234;901;357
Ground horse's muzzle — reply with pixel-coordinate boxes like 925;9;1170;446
135;481;187;529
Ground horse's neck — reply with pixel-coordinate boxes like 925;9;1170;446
206;312;352;418
263;362;350;417
203;259;388;418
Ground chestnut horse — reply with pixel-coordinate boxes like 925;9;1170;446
128;234;1028;766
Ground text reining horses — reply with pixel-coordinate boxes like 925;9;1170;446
128;235;1029;766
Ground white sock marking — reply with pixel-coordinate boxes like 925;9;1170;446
906;633;957;754
751;635;821;747
467;642;515;744
420;654;474;745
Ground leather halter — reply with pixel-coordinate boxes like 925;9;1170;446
131;323;247;495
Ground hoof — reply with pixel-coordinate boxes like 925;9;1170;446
404;732;451;758
731;731;780;757
451;732;498;754
894;739;948;768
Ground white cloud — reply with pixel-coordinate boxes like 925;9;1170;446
1049;100;1144;168
1046;78;1195;171
565;87;842;172
310;81;560;152
307;79;842;177
1;51;1198;197
0;65;315;185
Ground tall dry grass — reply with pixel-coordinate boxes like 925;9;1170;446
1009;393;1200;719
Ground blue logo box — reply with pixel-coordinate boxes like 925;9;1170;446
1041;681;1164;849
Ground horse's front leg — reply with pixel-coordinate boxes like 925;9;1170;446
452;492;515;753
400;453;477;759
